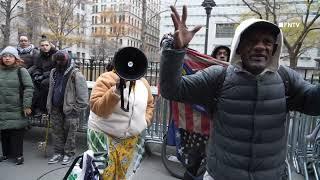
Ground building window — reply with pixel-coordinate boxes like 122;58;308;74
300;57;311;60
215;23;235;38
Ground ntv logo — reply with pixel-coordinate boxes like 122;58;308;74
278;22;300;28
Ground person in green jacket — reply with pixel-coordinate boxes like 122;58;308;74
0;46;34;165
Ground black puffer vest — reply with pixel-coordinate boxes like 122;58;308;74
207;66;287;180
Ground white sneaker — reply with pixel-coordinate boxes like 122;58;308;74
61;155;73;165
48;154;62;164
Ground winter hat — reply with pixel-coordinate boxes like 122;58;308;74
0;46;20;59
53;50;69;61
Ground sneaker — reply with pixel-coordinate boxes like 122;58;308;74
61;155;73;165
48;154;62;164
15;157;24;165
0;156;8;162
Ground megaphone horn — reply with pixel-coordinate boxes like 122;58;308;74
113;47;148;81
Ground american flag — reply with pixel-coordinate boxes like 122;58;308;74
171;48;229;135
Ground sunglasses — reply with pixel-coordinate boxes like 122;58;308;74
1;53;15;58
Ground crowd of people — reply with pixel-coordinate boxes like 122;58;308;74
0;34;89;166
1;4;319;180
0;34;155;179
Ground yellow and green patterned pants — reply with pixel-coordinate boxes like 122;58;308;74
87;128;140;180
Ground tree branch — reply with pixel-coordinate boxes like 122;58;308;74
242;0;263;19
303;0;312;29
64;25;80;36
9;0;22;15
283;36;293;54
291;3;319;52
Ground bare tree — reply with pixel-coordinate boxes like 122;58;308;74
242;0;320;67
0;0;24;47
40;0;88;49
90;36;117;61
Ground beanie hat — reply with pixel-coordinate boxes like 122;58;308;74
53;50;69;61
0;46;20;59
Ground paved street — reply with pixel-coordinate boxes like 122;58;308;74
0;127;308;180
0;127;177;180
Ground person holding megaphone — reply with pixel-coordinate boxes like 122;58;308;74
87;47;154;180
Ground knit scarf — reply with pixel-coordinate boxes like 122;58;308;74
17;44;34;55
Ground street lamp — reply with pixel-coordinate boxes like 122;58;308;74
202;0;216;55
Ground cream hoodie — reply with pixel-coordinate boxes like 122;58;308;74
229;18;283;74
88;71;154;138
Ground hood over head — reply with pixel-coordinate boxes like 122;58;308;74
53;50;72;73
229;18;283;73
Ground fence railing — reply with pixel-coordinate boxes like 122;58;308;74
31;65;320;135
73;57;160;86
74;57;320;86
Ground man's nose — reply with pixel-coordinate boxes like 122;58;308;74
253;41;266;51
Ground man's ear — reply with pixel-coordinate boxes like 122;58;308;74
272;44;278;55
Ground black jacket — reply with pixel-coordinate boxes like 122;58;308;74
29;47;57;80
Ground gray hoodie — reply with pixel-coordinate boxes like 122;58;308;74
160;19;320;180
47;63;89;116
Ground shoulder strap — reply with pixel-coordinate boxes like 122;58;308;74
216;66;227;96
278;65;290;96
212;66;227;112
17;67;24;105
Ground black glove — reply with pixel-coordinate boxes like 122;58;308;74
34;75;44;81
31;71;41;79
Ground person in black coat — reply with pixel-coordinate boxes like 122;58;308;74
29;38;57;116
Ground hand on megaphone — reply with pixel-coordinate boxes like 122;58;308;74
112;74;126;96
114;79;121;96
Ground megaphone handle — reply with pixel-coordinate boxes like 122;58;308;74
120;79;129;112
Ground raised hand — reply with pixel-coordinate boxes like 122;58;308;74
170;5;202;49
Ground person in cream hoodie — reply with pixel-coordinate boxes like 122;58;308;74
160;5;320;180
87;62;154;180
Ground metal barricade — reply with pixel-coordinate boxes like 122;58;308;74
145;95;170;144
288;112;320;180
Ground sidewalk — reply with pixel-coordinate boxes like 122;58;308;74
0;127;307;180
0;127;178;180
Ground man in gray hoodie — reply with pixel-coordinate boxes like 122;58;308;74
47;51;88;165
160;5;320;180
